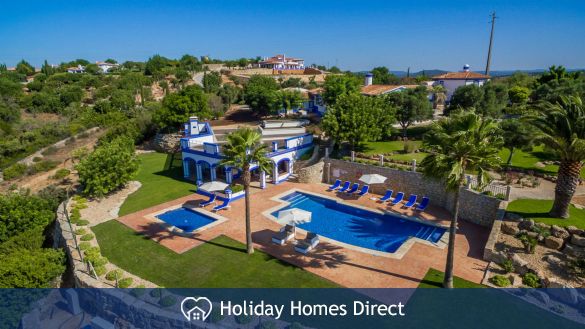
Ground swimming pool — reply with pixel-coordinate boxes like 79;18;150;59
272;192;446;253
156;207;216;233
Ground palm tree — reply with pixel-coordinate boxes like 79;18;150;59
220;128;272;254
431;85;447;111
421;111;502;288
529;96;585;218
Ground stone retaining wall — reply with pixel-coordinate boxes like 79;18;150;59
325;159;506;227
297;160;325;183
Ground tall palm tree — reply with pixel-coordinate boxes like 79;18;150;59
529;96;585;218
220;127;272;254
421;111;502;288
431;85;447;111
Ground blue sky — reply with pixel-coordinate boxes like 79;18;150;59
1;0;584;71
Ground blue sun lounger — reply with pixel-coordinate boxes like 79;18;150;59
415;197;430;211
403;194;417;208
199;194;216;207
346;183;359;194
390;192;404;205
338;181;351;192
379;190;393;202
212;199;230;212
357;185;369;197
328;179;342;191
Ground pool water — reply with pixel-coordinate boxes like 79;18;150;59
156;208;216;232
272;192;445;253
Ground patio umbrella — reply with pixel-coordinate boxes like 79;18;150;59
276;208;312;238
198;181;229;192
359;174;387;185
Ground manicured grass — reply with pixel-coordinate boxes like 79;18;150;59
93;220;338;288
387;152;428;163
499;145;585;178
418;268;485;288
362;141;422;155
506;199;585;229
119;152;195;216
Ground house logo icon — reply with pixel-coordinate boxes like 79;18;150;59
180;297;213;322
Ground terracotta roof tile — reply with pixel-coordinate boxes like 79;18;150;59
432;71;490;80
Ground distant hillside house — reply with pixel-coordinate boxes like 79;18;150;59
257;54;304;70
96;61;119;73
431;65;490;101
67;65;85;73
360;73;421;96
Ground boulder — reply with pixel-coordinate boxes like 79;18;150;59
563;244;585;258
570;234;585;247
544;236;564;250
511;253;528;272
518;219;535;231
545;279;580;305
536;222;551;230
490;251;509;265
527;231;539;239
566;225;584;236
501;222;520;235
551;225;570;240
544;255;563;267
530;290;550;305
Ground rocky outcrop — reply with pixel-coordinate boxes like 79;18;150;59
551;225;570;240
544;236;564;250
501;222;520;235
153;133;182;153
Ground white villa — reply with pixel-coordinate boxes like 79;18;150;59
67;65;85;73
432;65;490;101
96;61;119;73
257;54;305;70
181;117;313;194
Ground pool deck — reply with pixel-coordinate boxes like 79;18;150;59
117;181;489;288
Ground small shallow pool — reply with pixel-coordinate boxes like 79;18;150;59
272;192;445;253
156;207;216;233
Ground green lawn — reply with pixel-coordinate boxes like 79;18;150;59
417;268;485;288
93;220;338;288
362;141;422;155
119;152;195;216
506;199;585;229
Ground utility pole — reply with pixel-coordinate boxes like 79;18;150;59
485;11;497;76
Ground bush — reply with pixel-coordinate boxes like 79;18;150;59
76;219;89;226
94;265;106;276
52;168;70;180
158;295;177;307
79;242;91;250
149;289;161;298
80;233;94;241
229;183;244;194
118;277;133;288
499;258;514;274
518;234;537;254
522;273;541;288
130;285;147;297
3;163;28;180
489;275;511;287
403;141;418;153
74;228;87;235
70;208;81;222
236;315;254;325
105;269;124;281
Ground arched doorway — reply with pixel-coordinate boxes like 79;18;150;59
197;161;212;182
183;158;197;181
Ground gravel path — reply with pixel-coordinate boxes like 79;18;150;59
81;181;141;227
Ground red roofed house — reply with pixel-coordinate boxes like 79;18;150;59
431;64;490;101
258;54;304;70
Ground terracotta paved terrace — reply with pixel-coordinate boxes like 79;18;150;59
117;182;489;288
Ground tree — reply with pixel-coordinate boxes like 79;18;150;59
242;75;280;116
322;93;394;150
145;54;169;79
0;99;20;123
180;54;200;72
0;193;55;244
219;128;272;254
478;83;508;117
277;90;303;116
421;112;503;288
154;85;211;129
105;58;117;64
76;137;139;197
508;86;530;105
384;86;433;137
40;60;55;76
218;84;240;106
371;67;400;85
448;84;483;112
431;85;447;110
529;96;585;218
328;66;341;74
175;69;191;89
500;119;536;166
202;71;221;93
15;60;34;76
322;74;361;106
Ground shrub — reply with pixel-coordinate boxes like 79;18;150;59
236;315;254;325
76;219;89;226
31;160;59;174
158;295;177;307
518;234;537;254
80;233;94;241
79;242;91;250
149;289;162;298
52;168;70;180
74;228;87;235
130;285;147;297
499;258;514;274
3;163;28;180
489;275;511;287
258;321;278;329
117;277;133;288
522;273;541;288
94;265;106;276
229;183;244;194
41;146;58;156
32;156;43;163
70;208;81;222
209;309;225;323
403;141;417;153
106;269;124;281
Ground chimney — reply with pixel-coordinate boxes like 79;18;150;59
364;73;373;86
463;64;470;72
